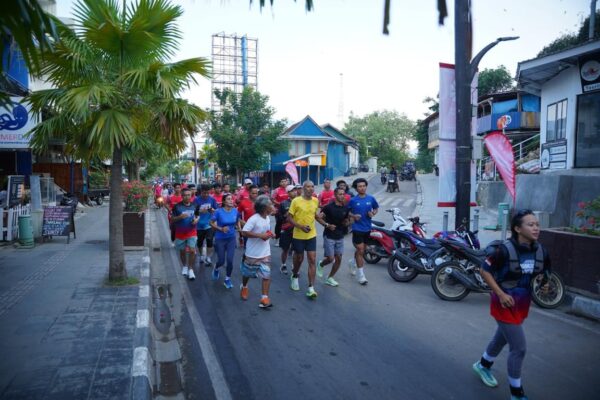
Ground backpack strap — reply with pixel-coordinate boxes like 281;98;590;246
534;244;545;273
503;240;520;271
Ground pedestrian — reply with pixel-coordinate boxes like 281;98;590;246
316;187;350;287
472;210;550;400
167;183;183;243
237;178;253;204
194;184;218;268
237;185;259;247
171;188;199;280
287;180;320;299
240;195;275;308
222;183;231;196
348;178;379;285
335;179;352;203
259;182;271;196
187;184;197;202
277;184;298;274
317;178;335;207
212;183;224;206
272;177;290;239
210;194;242;289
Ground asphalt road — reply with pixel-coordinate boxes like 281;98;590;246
159;176;600;400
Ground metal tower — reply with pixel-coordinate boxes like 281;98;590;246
211;33;258;110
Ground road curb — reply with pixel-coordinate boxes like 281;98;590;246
566;291;600;321
130;214;154;399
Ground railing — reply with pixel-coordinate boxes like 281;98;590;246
477;133;540;181
476;111;540;135
1;204;31;241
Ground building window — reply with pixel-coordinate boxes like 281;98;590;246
546;99;567;142
575;92;600;168
289;141;305;157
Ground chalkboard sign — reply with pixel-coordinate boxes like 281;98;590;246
42;206;76;243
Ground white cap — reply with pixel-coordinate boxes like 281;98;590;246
244;178;253;185
286;184;296;192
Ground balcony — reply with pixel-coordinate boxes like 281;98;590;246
476;111;540;135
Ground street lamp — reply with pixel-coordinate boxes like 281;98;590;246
454;0;519;229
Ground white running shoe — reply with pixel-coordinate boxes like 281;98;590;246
357;268;368;285
290;276;300;291
348;259;357;276
182;266;189;277
188;269;196;280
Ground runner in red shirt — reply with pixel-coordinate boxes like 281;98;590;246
212;183;224;207
272;177;289;239
167;183;183;242
318;178;335;207
237;178;253;204
237;185;259;246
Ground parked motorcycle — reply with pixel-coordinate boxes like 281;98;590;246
430;238;565;308
60;193;78;214
400;167;415;181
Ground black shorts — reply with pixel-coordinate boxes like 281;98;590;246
292;237;317;253
352;231;370;245
279;230;293;251
197;228;214;248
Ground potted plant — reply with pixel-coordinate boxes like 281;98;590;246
539;196;600;296
122;180;151;249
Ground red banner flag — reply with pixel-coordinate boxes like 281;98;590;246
285;162;299;185
484;131;516;204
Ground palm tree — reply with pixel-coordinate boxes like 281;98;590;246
27;0;209;280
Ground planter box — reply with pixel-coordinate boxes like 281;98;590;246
539;228;600;295
123;212;145;250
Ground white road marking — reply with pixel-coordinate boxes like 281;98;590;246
139;285;149;298
132;347;150;377
136;309;149;328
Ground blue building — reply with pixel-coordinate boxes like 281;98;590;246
270;115;358;184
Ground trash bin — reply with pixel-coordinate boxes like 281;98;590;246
497;203;510;228
18;215;35;248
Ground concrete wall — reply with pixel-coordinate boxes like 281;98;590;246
477;173;600;227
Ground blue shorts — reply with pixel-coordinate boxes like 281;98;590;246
175;237;198;252
323;236;344;257
240;257;271;279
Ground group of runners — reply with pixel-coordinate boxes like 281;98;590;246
162;176;379;308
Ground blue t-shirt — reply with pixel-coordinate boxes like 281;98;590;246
348;194;379;232
194;196;218;230
211;208;239;240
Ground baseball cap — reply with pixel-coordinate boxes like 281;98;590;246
285;184;296;192
294;184;302;189
244;178;253;185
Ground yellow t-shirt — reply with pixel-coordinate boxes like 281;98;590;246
288;196;319;240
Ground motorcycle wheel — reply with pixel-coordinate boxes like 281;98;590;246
364;240;382;264
430;261;470;301
95;196;104;205
531;272;565;309
387;254;418;282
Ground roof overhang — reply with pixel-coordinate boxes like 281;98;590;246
281;153;324;165
516;40;600;96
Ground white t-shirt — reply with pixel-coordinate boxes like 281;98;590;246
242;214;271;258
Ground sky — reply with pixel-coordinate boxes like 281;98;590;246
55;0;597;128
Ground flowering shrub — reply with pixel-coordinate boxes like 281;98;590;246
573;196;600;236
122;180;151;213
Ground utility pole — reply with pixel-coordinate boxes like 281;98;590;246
454;0;518;229
590;0;597;40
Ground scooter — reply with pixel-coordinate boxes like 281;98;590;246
386;174;399;192
380;173;387;185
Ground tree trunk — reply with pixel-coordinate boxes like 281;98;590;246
109;147;127;280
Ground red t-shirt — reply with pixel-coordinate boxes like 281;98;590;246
237;199;255;222
318;189;335;207
212;193;223;207
237;188;250;203
272;187;289;208
168;194;183;211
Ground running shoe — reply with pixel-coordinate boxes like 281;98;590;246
240;285;249;300
357;269;368;285
290;276;300;291
306;286;318;299
510;395;529;400
280;264;288;275
188;269;196;281
211;267;220;281
181;266;189;277
223;278;233;289
472;361;498;388
316;260;324;279
325;276;339;287
259;297;273;309
205;257;212;268
348;259;357;276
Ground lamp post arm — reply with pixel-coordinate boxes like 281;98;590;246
469;36;519;81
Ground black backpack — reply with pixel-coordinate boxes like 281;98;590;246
484;239;544;274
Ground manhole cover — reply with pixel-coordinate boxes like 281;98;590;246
85;240;106;244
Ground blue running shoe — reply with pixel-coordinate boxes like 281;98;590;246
212;267;220;281
223;278;233;289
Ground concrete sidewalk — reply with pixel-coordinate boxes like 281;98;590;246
0;204;151;399
416;173;600;321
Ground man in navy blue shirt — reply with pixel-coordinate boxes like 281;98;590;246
348;178;379;285
194;184;218;267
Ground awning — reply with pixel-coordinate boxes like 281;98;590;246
281;153;326;167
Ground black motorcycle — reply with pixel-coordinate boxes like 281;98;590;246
430;238;565;309
380;173;387;185
386;174;398;192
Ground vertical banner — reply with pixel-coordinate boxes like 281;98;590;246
484;131;516;204
438;63;478;206
285;162;299;185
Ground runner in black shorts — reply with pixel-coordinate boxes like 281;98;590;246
277;184;298;274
